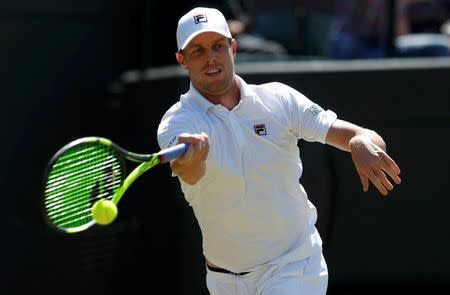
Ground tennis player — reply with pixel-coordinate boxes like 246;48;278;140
157;7;401;295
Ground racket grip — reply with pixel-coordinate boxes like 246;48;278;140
158;143;189;163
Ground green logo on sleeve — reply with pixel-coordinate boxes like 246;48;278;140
308;104;324;115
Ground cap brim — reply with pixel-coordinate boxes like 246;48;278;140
179;29;232;51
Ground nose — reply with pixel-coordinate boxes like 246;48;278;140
205;49;217;63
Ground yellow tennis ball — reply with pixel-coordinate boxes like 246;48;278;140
91;199;118;225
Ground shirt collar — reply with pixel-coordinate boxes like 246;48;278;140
235;74;258;101
184;74;258;113
184;82;215;112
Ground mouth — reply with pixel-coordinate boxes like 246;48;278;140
205;67;222;77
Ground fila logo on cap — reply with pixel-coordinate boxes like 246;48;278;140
194;14;208;24
254;124;267;136
176;7;232;51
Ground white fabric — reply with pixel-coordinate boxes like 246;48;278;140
157;75;337;273
206;250;328;295
176;7;232;51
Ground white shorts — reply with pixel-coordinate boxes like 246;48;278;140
205;251;328;295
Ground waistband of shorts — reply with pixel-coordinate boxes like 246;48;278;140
206;263;251;276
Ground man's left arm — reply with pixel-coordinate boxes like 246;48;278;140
325;119;401;196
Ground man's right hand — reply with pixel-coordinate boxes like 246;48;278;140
171;132;209;185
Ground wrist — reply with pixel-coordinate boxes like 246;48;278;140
349;134;369;150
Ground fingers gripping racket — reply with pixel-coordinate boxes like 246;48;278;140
42;137;188;234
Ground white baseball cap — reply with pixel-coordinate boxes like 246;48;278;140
176;7;232;51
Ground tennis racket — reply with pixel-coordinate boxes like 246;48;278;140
42;136;188;234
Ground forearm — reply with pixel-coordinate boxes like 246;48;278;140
326;119;386;152
171;160;206;185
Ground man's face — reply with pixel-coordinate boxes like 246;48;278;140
176;32;237;99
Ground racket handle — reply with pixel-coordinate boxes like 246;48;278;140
158;143;189;163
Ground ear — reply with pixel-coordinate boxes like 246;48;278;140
231;38;237;56
175;52;187;69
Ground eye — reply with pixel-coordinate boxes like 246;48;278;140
215;43;225;50
191;47;203;56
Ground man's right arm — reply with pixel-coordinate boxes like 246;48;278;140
171;132;209;185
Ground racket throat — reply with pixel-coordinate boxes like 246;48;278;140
111;158;160;204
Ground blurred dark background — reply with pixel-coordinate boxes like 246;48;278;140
2;0;450;294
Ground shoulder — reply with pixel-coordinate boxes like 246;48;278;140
160;101;183;120
161;96;199;121
252;81;290;93
250;81;308;105
157;97;201;142
252;81;303;96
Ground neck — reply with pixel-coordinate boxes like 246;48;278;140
198;75;241;111
217;80;240;110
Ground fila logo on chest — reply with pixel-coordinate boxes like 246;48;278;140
253;124;267;136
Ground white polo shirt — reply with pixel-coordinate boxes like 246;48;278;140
157;75;337;273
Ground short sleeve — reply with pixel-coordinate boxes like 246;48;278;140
157;103;196;150
281;83;337;143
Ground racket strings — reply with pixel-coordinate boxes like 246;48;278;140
46;180;120;221
46;147;116;186
45;159;120;202
44;143;123;229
